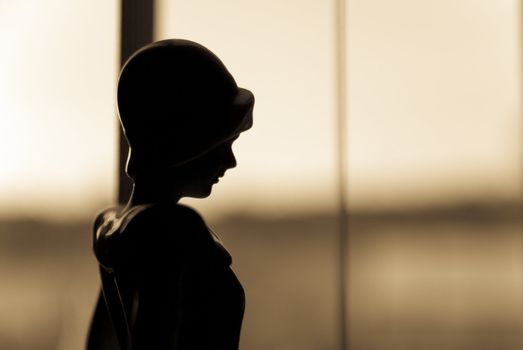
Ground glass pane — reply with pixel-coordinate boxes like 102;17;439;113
0;1;118;349
347;0;523;349
156;1;339;349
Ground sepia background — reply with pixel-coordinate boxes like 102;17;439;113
0;0;522;349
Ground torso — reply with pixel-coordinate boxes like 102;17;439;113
93;203;245;350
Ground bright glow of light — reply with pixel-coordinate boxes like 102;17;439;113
157;0;522;217
0;0;118;219
0;0;521;219
347;0;522;209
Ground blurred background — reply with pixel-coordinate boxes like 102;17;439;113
0;0;522;349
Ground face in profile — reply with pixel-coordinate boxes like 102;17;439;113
169;136;238;199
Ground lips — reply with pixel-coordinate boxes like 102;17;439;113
211;171;225;184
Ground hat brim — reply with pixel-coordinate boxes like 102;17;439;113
166;87;255;168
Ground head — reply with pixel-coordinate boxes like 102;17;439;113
117;39;254;200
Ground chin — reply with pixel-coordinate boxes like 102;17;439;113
186;185;213;199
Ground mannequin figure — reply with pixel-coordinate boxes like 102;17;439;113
87;39;254;350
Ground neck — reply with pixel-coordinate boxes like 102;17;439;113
126;177;181;208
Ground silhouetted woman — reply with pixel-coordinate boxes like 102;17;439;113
87;39;254;350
